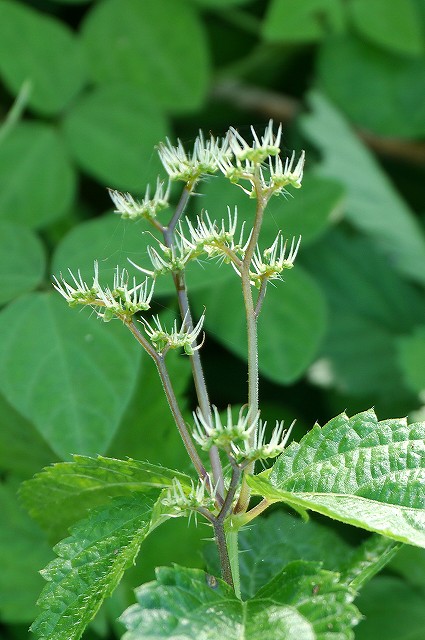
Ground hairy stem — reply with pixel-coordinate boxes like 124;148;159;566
126;320;209;484
163;186;225;499
213;520;234;588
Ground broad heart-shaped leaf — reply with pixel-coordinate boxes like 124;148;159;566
0;293;141;460
31;494;160;640
62;84;168;191
194;264;327;384
0;482;53;624
248;409;425;547
81;0;209;113
21;455;191;541
204;510;351;599
317;36;425;138
349;0;424;57
301;92;425;286
0;1;87;115
262;0;346;43
120;563;360;639
0;122;76;228
0;221;45;304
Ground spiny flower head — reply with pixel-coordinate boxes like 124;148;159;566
192;405;258;452
158;131;231;184
108;179;170;221
161;477;217;517
249;233;301;286
231;419;294;463
228;120;282;164
53;262;154;322
140;310;205;355
260;150;306;194
130;234;197;279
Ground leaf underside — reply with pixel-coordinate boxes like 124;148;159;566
20;455;191;540
248;409;425;547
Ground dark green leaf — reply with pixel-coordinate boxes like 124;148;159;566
120;563;360;639
262;0;345;43
349;0;424;56
249;409;425;547
0;393;55;479
21;455;191;540
81;0;209;113
0;221;45;304
31;494;159;640
355;576;425;640
0;1;87;115
301;92;425;286
390;544;425;590
62;84;168;191
397;326;425;395
0;122;76;228
0;293;141;459
317;36;425;137
0;482;53;624
195;265;327;384
205;511;351;599
303;230;425;397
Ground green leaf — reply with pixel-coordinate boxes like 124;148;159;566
262;0;346;43
195;265;327;384
0;1;87;115
0;293;141;459
0;482;53;624
349;0;424;57
205;511;351;599
390;544;425;590
0;122;76;228
249;409;425;547
301;92;425;286
303;230;425;397
21;455;191;541
0;221;45;304
317;36;425;138
355;576;425;640
120;563;360;639
397;326;425;395
62;84;168;191
31;494;159;640
0;393;55;479
81;0;209;113
193;0;253;6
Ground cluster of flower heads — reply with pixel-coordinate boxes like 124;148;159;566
161;477;218;518
53;262;154;322
193;404;294;464
140;311;205;356
109;120;305;223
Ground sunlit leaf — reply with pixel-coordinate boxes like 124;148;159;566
262;0;345;43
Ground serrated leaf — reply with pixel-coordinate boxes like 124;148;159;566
262;0;345;43
62;84;168;191
0;122;76;228
317;36;425;138
0;221;45;304
120;562;360;639
0;482;53;624
248;409;425;547
205;511;351;599
81;0;209;113
301;92;425;286
31;494;159;640
0;1;87;115
349;0;424;57
0;293;141;459
21;455;191;541
194;264;327;384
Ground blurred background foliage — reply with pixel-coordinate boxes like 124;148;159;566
1;0;425;638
